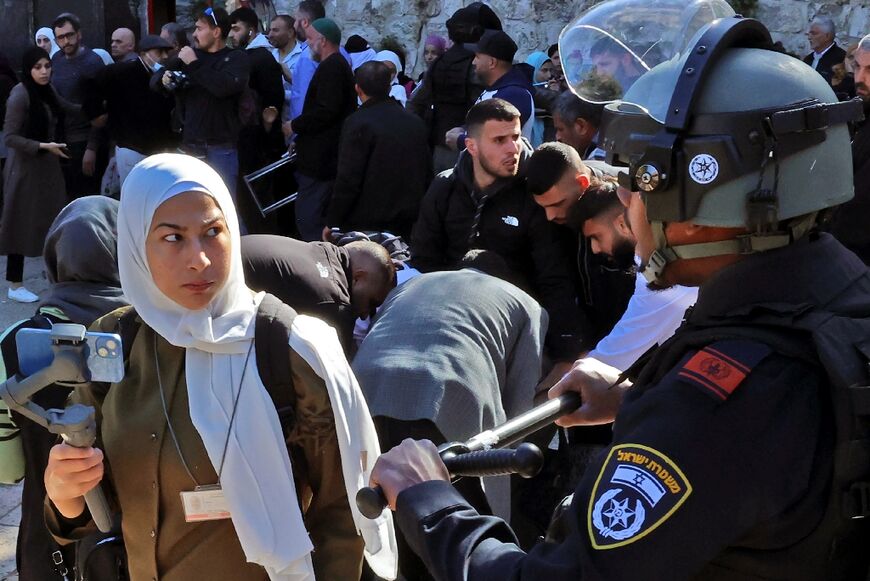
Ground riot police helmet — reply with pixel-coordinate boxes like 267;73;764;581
560;0;863;284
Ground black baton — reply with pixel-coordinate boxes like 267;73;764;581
357;392;582;519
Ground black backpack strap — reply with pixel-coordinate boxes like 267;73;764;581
255;294;298;439
116;308;141;365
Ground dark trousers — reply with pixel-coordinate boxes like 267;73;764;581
294;172;332;241
365;417;492;581
60;141;101;199
6;253;23;283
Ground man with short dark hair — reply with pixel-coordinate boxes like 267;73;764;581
152;7;250;218
87;34;177;185
51;12;105;198
228;7;286;230
412;98;582;363
241;234;395;351
268;14;303;125
526;142;634;354
110;28;137;62
288;0;328;122
552;91;605;160
325;61;431;238
571;182;697;370
803;16;846;84
589;35;643;97
283;17;356;241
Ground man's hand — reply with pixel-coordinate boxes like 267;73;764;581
445;127;464;151
281;63;293;84
548;357;630;427
82;148;96;177
263;106;279;125
178;46;197;65
535;360;575;404
282;120;294;140
370;439;450;510
161;70;173;88
322;226;333;242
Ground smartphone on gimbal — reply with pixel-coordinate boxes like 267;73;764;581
16;325;125;383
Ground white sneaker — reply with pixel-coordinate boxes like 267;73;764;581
8;286;38;303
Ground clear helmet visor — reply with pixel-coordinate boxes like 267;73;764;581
559;0;735;121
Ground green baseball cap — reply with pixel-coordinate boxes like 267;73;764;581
311;18;341;45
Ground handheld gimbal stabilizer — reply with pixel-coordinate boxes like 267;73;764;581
0;323;115;533
356;392;582;519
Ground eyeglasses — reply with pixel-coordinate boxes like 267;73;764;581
204;7;218;27
56;31;77;42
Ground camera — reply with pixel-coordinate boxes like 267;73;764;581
166;70;190;91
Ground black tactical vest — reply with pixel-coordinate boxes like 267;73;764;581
632;297;870;580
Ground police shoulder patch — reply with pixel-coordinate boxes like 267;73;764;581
675;339;772;402
588;443;691;550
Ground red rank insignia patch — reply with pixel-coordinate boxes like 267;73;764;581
678;347;746;400
676;340;771;401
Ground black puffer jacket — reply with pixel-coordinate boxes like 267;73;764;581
410;141;584;359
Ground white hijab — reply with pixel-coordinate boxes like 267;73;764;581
118;154;397;580
35;27;60;58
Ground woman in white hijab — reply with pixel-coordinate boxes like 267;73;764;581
35;27;60;58
375;50;408;107
43;154;396;581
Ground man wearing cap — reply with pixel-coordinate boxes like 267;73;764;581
445;29;535;151
283;17;356;241
86;34;177;184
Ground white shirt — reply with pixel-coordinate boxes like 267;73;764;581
587;259;698;371
810;42;835;70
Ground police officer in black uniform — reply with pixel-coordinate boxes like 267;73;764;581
368;0;870;578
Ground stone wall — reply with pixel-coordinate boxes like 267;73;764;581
180;0;870;75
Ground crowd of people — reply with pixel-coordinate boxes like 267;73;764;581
0;0;868;579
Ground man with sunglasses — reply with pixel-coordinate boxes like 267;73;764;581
151;7;250;226
51;12;105;199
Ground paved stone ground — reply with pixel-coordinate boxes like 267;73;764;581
0;256;52;581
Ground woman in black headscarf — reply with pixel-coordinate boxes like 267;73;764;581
1;47;71;303
0;195;126;580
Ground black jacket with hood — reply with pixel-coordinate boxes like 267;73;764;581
410;140;584;359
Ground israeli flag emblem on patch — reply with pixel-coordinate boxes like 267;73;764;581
588;443;692;550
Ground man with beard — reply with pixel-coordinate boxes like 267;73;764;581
828;33;870;264
51;13;105;198
574;182;697;371
527;142;635;363
282;18;356;240
151;7;250;220
589;35;644;98
444;30;535;151
287;1;326;122
267;15;304;125
411;99;583;368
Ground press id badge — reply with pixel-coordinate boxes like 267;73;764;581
180;485;232;522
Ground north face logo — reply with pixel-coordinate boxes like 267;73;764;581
501;216;519;227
